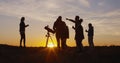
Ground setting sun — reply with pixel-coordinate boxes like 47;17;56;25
0;0;120;47
47;42;55;48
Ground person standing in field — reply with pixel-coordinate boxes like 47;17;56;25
66;16;84;53
86;23;94;48
19;17;29;47
53;16;69;49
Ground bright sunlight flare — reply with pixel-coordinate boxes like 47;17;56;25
47;42;55;48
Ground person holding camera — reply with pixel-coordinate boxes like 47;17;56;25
53;16;69;49
66;16;84;53
19;17;29;47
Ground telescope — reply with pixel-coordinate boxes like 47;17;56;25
44;25;55;34
44;25;55;47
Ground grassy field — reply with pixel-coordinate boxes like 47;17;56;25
0;44;120;63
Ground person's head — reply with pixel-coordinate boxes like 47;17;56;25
58;16;62;21
56;16;62;22
75;16;79;21
21;17;25;22
88;23;92;27
76;18;83;25
79;18;83;24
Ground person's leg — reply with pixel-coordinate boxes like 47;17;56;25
56;37;60;48
90;36;94;48
79;39;83;52
64;38;67;47
20;37;22;47
61;38;66;49
76;39;79;50
56;34;61;48
76;39;83;52
61;38;63;49
20;32;23;47
88;37;91;47
23;32;26;47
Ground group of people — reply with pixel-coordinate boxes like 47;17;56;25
67;16;94;52
19;16;94;53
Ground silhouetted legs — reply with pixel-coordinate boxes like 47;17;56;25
76;39;83;53
56;37;60;48
61;38;65;49
56;37;67;49
88;36;94;48
63;38;67;47
61;38;67;49
20;32;26;47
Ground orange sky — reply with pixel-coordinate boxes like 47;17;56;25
0;0;120;47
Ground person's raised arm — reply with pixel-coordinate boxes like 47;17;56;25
66;18;75;23
85;29;88;32
25;24;29;27
72;26;75;30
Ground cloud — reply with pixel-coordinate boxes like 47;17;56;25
0;0;120;46
0;0;91;22
0;0;120;23
80;8;120;37
78;0;90;7
104;10;120;17
98;2;105;6
0;0;59;22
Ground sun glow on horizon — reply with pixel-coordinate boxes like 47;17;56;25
47;42;55;48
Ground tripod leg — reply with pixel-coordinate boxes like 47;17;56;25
46;36;49;47
50;36;55;46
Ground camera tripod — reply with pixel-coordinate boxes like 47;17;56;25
45;31;55;47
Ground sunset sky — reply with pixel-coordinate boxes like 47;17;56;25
0;0;120;47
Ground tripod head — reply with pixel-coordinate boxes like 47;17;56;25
44;25;55;34
46;31;50;37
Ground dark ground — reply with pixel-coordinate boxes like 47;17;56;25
0;44;120;63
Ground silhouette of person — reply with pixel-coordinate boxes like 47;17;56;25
64;25;69;48
62;23;69;49
86;23;94;48
66;16;84;52
53;16;69;49
19;17;29;47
